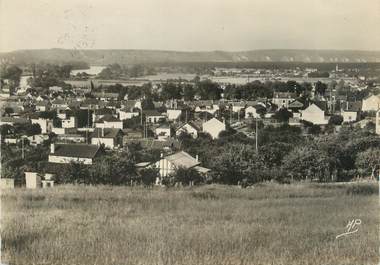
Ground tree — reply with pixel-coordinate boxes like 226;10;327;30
355;148;380;179
171;166;203;186
329;115;343;126
4;107;14;116
273;108;293;123
140;168;159;187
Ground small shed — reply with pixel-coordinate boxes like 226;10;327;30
25;172;41;189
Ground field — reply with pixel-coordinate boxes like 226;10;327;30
1;183;378;265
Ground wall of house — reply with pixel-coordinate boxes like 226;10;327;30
362;96;380;112
155;158;175;180
119;111;139;120
62;117;77;128
167;109;182;120
245;107;259;118
91;137;115;148
176;125;198;138
203;120;226;139
301;110;327;125
48;155;93;165
342;111;357;123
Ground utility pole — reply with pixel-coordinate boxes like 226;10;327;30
21;137;25;159
255;118;259;153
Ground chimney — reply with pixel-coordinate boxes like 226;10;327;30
50;143;55;154
102;127;104;137
196;155;199;162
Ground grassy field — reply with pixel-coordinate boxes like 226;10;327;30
1;183;378;265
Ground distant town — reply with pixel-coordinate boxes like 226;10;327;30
1;60;379;188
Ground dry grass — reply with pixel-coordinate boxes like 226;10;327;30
1;183;378;265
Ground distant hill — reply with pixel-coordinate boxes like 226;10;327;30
1;48;380;65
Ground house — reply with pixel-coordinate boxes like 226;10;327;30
48;143;101;165
340;101;361;123
362;94;380;112
0;117;30;126
62;116;77;128
202;118;226;139
27;134;49;146
34;101;51;111
119;109;139;120
94;115;123;129
155;125;172;140
92;108;115;121
166;109;182;121
376;110;380;135
245;105;264;119
49;86;63;93
176;122;201;139
31;117;53;134
154;151;210;184
300;104;329;125
90;128;124;149
144;110;166;124
92;91;119;101
51;99;69;109
288;100;304;112
231;102;245;113
272;92;296;108
57;133;86;143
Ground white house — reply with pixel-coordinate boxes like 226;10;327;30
27;134;49;146
154;151;210;184
341;110;357;123
176;122;200;139
35;101;51;112
25;172;41;189
155;125;172;140
245;106;261;119
95;115;123;129
48;143;101;165
362;94;380;112
119;109;139;120
231;102;245;113
300;104;329;125
202;118;226;139
145;110;166;124
166;109;182;121
272;92;296;108
62;116;77;128
376;110;380;135
31;118;53;134
90;128;123;149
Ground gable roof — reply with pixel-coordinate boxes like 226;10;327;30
288;100;304;109
50;143;100;158
90;128;123;139
97;114;121;122
164;151;200;169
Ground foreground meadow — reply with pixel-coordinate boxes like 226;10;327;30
1;183;378;265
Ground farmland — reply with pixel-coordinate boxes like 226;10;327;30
1;182;378;265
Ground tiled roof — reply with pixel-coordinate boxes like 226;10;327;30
165;151;200;169
50;143;100;158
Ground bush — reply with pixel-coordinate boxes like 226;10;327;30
345;184;377;196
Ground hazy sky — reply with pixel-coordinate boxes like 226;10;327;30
1;0;379;52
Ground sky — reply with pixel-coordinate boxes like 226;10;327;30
0;0;379;52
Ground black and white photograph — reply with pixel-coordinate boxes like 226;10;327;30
0;0;379;264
